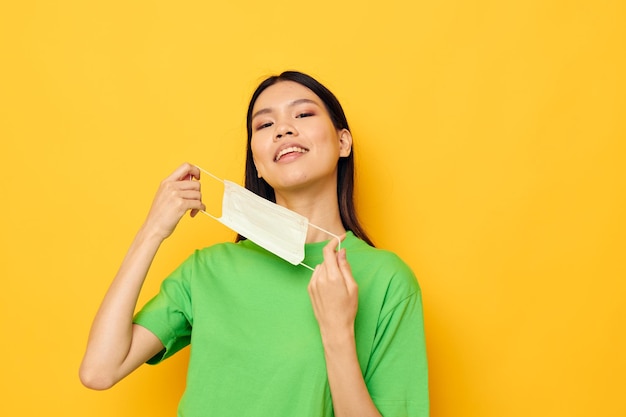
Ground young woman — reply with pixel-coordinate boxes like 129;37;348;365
80;71;429;416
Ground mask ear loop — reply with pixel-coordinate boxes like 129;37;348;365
299;224;342;271
194;165;224;222
299;263;315;271
195;165;342;272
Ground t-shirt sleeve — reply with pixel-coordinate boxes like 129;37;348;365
365;264;430;416
133;254;195;365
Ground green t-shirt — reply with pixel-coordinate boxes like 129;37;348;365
134;231;429;416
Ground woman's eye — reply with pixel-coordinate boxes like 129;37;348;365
296;112;314;118
256;122;273;130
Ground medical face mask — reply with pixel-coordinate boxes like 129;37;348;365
196;166;340;270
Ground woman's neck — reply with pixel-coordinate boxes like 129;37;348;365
274;186;345;243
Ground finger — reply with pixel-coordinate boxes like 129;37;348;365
158;181;200;204
325;236;340;253
188;164;202;181
316;233;347;257
189;198;206;211
308;264;321;290
189;202;207;217
165;163;200;182
337;248;351;273
307;265;322;304
182;188;205;213
337;248;357;291
179;180;198;190
178;189;202;201
321;239;343;282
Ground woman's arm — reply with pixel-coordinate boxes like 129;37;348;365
308;240;382;417
79;163;205;390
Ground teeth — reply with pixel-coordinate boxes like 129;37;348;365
275;146;308;161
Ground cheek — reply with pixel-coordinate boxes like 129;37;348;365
250;132;269;153
250;138;267;177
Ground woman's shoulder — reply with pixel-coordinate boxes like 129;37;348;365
346;233;420;293
191;238;290;270
195;240;240;254
347;233;412;267
197;236;273;253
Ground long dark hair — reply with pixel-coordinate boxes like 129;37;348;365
237;71;374;247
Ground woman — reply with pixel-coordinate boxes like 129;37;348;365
80;71;429;416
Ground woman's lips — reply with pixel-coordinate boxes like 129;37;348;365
274;146;309;162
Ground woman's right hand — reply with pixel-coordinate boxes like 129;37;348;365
142;163;206;240
80;162;206;390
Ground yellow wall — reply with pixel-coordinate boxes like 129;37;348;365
1;1;624;416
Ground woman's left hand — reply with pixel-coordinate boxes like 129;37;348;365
308;237;358;343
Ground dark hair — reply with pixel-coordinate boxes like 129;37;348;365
238;71;374;247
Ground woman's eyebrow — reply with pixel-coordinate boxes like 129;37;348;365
289;98;319;108
252;98;320;119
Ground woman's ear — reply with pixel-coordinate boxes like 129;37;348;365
338;129;353;157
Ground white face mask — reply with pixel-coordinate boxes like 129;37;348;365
196;166;340;270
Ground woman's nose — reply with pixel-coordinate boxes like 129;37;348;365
274;121;297;141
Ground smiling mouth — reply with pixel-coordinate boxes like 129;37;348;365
274;146;309;162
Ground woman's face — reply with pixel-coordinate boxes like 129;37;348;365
250;81;352;194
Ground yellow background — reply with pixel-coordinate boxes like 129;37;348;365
1;1;624;416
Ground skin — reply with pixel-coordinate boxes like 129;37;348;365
80;81;382;417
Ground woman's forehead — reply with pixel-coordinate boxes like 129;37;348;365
253;81;321;112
